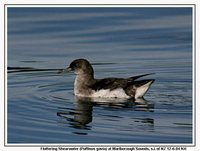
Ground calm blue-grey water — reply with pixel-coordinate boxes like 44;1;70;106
7;7;192;144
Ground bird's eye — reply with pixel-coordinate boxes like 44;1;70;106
72;63;79;69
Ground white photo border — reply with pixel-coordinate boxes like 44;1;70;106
2;3;197;149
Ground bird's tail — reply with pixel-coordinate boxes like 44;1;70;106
134;79;155;98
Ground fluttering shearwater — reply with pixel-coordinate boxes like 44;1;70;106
64;58;155;99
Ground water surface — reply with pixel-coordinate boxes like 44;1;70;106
7;7;192;144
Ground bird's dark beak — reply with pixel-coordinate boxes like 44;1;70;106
67;67;72;72
57;69;64;74
57;67;72;74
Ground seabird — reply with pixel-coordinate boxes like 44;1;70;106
64;58;155;99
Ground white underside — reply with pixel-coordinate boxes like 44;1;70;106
91;88;130;99
75;75;152;99
135;81;152;98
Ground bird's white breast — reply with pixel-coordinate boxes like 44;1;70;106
91;88;130;98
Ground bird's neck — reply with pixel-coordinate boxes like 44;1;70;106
74;73;95;96
76;73;94;81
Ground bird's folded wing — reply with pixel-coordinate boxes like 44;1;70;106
90;78;127;91
128;73;155;81
90;73;155;91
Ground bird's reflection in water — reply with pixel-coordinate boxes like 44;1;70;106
57;97;93;131
57;96;154;132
